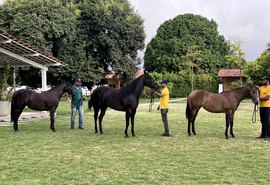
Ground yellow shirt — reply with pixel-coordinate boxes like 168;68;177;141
259;85;270;107
160;87;169;109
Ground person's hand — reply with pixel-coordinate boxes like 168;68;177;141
157;105;160;111
82;95;86;101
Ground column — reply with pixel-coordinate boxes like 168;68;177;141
41;67;48;92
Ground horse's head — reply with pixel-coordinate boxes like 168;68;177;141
142;71;159;91
249;84;259;104
64;81;75;96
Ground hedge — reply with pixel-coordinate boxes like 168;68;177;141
142;72;219;98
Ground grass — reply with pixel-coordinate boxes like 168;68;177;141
0;100;269;185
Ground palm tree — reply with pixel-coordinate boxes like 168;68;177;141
267;42;270;51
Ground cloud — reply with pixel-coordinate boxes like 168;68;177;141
130;0;270;61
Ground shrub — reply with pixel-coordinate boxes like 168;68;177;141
143;72;219;98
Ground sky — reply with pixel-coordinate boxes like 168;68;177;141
130;0;270;61
0;0;269;61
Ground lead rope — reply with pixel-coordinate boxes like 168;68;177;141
148;91;155;112
252;90;259;123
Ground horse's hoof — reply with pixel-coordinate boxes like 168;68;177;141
193;132;196;135
125;135;129;138
132;134;135;137
226;137;229;139
188;133;191;136
231;135;235;138
100;132;103;135
95;131;98;134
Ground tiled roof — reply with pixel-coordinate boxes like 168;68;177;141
218;69;244;77
0;29;63;67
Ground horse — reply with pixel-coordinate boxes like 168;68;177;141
11;81;73;132
88;71;159;137
185;85;258;139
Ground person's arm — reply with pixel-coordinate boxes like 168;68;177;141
258;89;270;101
260;96;270;101
154;91;164;97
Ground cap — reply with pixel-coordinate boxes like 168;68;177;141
74;78;82;83
263;77;270;81
160;80;167;84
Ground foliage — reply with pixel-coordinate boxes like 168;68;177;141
225;43;246;69
79;0;145;80
142;72;219;98
0;101;269;184
0;0;145;88
0;62;13;101
245;51;270;85
144;13;229;76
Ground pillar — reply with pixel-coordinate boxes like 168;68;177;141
41;67;48;92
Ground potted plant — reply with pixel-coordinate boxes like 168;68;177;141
0;62;12;117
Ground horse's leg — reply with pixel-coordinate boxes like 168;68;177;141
188;118;191;136
131;110;136;137
230;112;235;138
94;107;99;133
98;108;107;134
13;106;25;132
225;113;230;139
191;109;200;135
50;108;56;132
125;111;130;138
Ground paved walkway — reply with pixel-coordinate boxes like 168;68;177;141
0;112;50;126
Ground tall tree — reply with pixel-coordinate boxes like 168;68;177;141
0;0;145;88
267;42;270;51
79;0;145;80
144;13;229;75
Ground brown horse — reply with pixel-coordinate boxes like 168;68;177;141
186;85;258;139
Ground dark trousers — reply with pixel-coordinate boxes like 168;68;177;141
161;109;169;133
259;107;270;137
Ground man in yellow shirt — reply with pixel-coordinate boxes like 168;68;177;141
258;77;270;138
155;80;170;137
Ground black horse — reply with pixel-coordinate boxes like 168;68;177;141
88;72;159;137
11;82;73;132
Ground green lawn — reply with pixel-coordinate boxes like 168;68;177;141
0;100;269;185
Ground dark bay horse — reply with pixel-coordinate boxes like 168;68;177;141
186;85;258;139
11;82;73;132
88;72;159;137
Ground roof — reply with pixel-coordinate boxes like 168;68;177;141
0;29;63;67
218;69;244;77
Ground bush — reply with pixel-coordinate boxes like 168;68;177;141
142;72;219;98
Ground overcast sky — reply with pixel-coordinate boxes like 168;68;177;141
130;0;270;61
0;0;269;61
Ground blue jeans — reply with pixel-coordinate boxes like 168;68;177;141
71;103;83;128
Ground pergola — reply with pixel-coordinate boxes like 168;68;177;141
0;30;63;91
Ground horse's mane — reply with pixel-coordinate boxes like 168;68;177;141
45;82;66;92
219;86;248;94
119;75;144;97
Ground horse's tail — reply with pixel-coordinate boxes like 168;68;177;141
88;98;92;111
10;94;16;123
185;100;192;121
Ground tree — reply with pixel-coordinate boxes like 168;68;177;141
79;0;145;80
267;42;270;51
144;13;229;75
180;45;203;91
0;0;79;87
0;0;145;88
